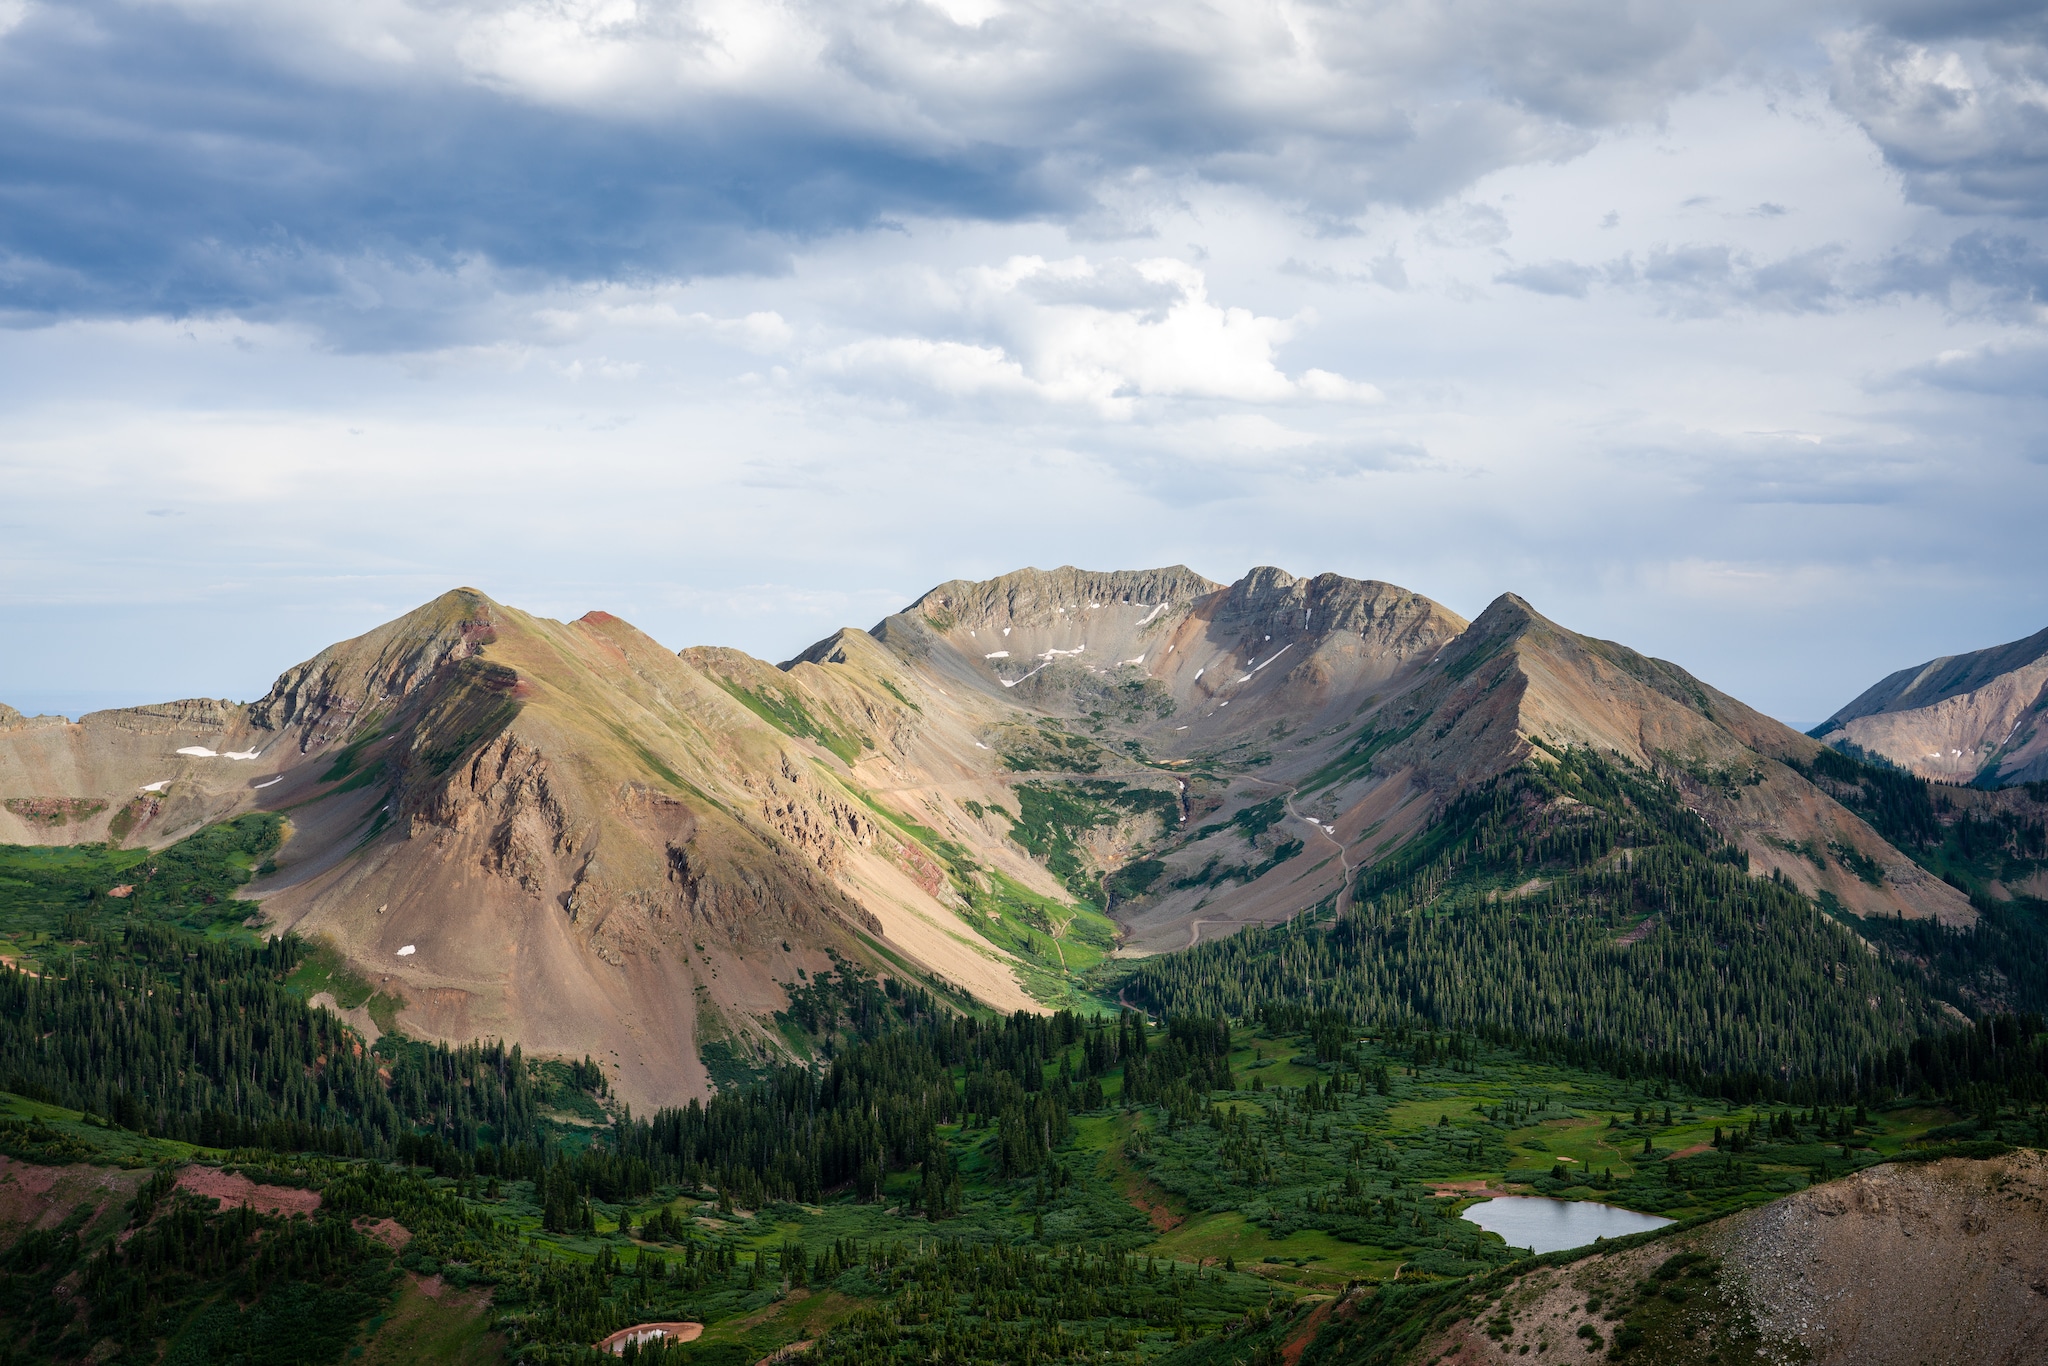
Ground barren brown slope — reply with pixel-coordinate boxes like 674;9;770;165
0;589;1043;1110
761;566;1470;956
1817;623;2048;786
249;593;1042;1110
1412;1150;2048;1366
1359;594;1972;924
0;695;279;848
762;567;1969;958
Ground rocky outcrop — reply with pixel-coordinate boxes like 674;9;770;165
248;588;500;748
77;698;239;735
408;732;579;895
746;753;878;877
0;704;68;733
902;564;1223;633
1413;1150;2048;1366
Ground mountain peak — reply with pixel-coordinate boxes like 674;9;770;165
247;588;503;736
1818;623;2048;785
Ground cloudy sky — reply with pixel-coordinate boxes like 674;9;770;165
3;0;2045;727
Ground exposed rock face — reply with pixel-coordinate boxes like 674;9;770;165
1817;624;2048;786
899;565;1223;638
1414;1150;2048;1366
244;596;1000;1109
249;590;501;744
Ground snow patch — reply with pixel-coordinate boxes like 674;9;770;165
1121;656;1145;666
1135;602;1168;627
1250;643;1294;674
985;651;1010;659
224;749;263;761
176;746;217;757
396;945;416;957
140;780;171;792
252;777;283;790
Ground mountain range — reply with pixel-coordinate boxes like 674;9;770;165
0;565;2008;1108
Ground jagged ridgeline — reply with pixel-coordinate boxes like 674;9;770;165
1128;746;1953;1096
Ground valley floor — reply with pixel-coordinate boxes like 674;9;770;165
5;1020;2035;1366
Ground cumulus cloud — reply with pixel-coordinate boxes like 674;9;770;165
810;256;1378;415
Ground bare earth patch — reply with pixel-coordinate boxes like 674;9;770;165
0;1156;146;1239
596;1322;703;1354
1432;1181;1520;1198
175;1166;321;1216
356;1216;413;1249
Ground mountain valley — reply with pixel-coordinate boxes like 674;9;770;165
1;566;2044;1366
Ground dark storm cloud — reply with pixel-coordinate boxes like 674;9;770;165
0;4;1057;347
0;0;1795;346
1831;4;2048;218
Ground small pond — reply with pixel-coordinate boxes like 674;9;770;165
1459;1196;1673;1254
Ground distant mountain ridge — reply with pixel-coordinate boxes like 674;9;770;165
1815;624;2048;786
0;566;1982;1103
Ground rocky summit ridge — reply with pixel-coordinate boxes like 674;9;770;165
0;567;1985;1103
